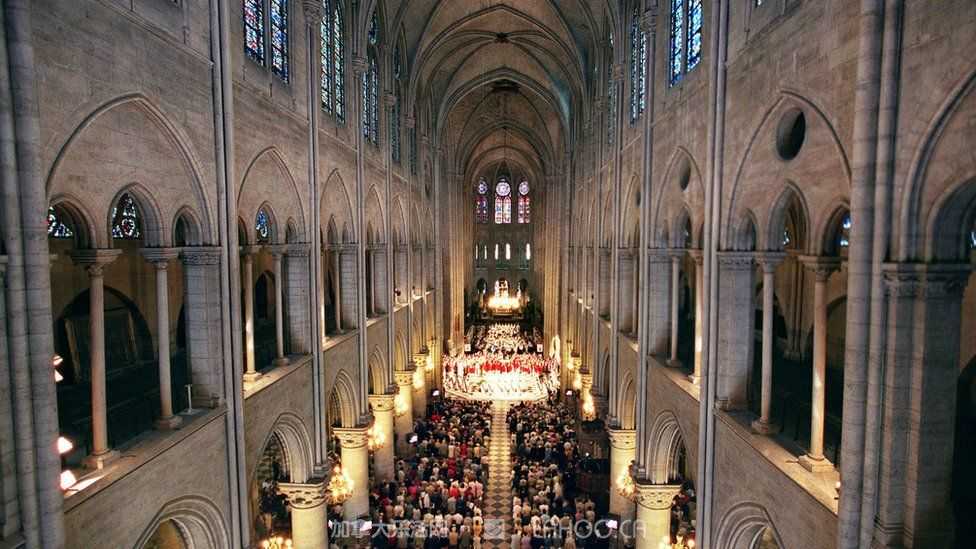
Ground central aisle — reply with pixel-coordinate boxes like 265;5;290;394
483;401;513;549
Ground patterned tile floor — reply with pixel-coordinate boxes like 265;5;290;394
482;401;512;549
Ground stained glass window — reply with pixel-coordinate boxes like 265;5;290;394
782;227;792;248
477;179;489;195
669;0;684;86
244;0;265;64
256;208;272;243
970;226;976;249
362;13;380;145
518;180;529;195
669;0;702;86
269;0;289;81
517;196;531;224
525;243;532;261
630;7;647;123
111;193;142;240
495;197;512;224
47;206;74;239
505;243;511;261
686;0;703;71
494;244;499;261
475;196;489;224
321;0;345;122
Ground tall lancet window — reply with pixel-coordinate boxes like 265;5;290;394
321;0;345;122
629;6;647;122
269;0;289;81
495;178;512;224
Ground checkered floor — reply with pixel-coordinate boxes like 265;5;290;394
482;401;512;549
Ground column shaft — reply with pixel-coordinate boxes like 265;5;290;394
810;275;827;460
243;251;258;380
335;428;369;520
333;251;342;331
89;267;109;457
691;253;704;382
752;254;784;434
669;256;680;363
144;249;183;430
273;251;287;365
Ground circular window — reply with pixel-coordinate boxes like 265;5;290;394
776;109;806;161
518;180;530;195
496;180;511;197
477;179;488;195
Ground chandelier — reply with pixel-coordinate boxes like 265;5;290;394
394;393;408;418
261;536;293;548
367;423;386;451
326;463;353;505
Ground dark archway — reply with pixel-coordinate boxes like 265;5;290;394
953;358;976;548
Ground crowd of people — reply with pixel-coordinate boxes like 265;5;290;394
444;324;558;401
507;397;609;549
367;398;492;549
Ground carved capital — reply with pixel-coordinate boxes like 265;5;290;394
141;247;180;269
634;482;681;511
278;479;327;510
333;426;369;449
287;243;312;258
394;370;414;387
607;428;637;451
181;246;222;266
798;255;842;282
640;8;658;35
756;251;787;273
884;262;970;299
351;56;368;75
368;393;396;412
71;248;122;277
301;0;324;22
717;250;755;271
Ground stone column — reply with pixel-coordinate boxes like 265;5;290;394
141;248;182;430
369;393;396;483
277;479;328;549
599;247;611;317
688;250;704;383
71;249;122;468
608;428;637;523
394;370;415;457
334;427;369;520
367;248;376;317
646;250;672;357
668;252;682;366
270;246;288;367
242;246;260;382
752;252;785;435
633;482;681;549
799;256;840;472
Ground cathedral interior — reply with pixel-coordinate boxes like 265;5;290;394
0;0;974;548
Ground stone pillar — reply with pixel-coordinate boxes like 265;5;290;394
332;248;343;332
799;256;840;472
618;251;635;332
752;252;785;435
599;247;611;317
277;479;328;549
394;370;415;457
668;252;682;365
369;393;396;483
141;248;182;430
334;427;369;520
608;429;637;523
71;249;122;468
367;249;376;317
633;482;681;549
286;244;311;354
374;246;388;313
645;250;672;357
270;246;288;367
714;252;755;410
242;246;260;382
412;354;428;420
688;250;704;383
180;247;224;405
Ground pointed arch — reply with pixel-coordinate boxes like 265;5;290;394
48;193;97;249
368;345;390;394
172;206;204;247
320;169;357;240
238;146;307;243
645;410;687;484
107;183;165;246
714;502;786;549
766;183;811;252
330;368;360;428
252;412;314;484
133;496;230;549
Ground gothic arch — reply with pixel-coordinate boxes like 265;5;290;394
172;206;204;247
320;169;357;241
252;413;314;485
617;370;637;430
644;410;687;484
133;496;230;549
329;369;360;428
238;147;307;243
898;64;976;261
926;177;976;261
44;93;215;245
48;193;97;249
766;183;811;252
368;346;391;394
714;502;786;549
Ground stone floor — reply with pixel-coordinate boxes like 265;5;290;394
482;401;512;549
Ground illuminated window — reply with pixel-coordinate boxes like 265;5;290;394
669;0;703;86
47;206;75;239
321;0;345;122
111;193;142;240
630;6;647;122
495;178;512;224
244;0;265;63
269;0;289;81
256;208;272;243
